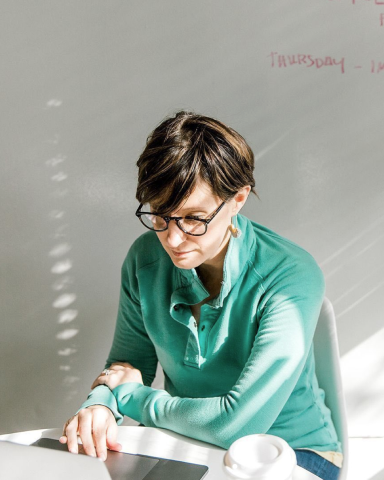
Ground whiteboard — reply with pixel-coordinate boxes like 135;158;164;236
1;0;383;438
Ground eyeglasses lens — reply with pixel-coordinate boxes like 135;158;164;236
140;214;206;235
141;214;167;231
179;218;206;235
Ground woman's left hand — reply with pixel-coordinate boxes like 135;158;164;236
91;362;143;390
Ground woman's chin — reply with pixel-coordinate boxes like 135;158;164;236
169;252;200;269
171;258;196;269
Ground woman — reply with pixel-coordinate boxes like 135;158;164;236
61;111;342;480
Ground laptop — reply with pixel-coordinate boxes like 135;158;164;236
0;438;209;480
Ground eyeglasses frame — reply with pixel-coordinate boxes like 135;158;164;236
135;201;226;236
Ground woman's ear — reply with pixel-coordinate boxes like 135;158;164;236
232;186;251;215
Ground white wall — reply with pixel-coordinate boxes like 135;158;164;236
1;0;383;439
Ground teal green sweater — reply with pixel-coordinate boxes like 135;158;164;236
80;214;341;452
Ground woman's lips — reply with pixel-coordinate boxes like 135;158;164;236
171;250;194;257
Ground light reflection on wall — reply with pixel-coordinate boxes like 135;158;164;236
45;99;79;401
341;327;384;437
319;211;384;437
320;215;384;319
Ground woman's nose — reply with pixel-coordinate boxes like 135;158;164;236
166;221;186;248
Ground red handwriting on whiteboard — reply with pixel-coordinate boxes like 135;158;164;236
268;52;345;74
371;60;384;73
329;0;384;25
329;0;384;5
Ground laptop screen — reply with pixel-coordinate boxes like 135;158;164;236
31;437;209;480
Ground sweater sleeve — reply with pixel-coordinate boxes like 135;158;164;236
111;255;325;448
77;246;159;422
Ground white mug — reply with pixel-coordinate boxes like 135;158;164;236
223;434;297;480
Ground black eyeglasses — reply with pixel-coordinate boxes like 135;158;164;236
135;201;226;236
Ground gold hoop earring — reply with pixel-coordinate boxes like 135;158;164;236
229;215;242;238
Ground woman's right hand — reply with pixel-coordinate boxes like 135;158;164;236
59;405;122;461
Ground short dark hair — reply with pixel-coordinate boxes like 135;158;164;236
136;110;258;214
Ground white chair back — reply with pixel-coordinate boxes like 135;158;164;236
313;297;349;480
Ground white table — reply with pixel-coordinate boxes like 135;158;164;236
0;426;321;480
